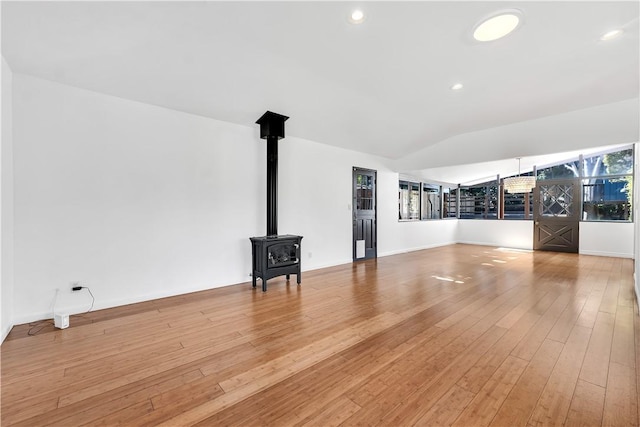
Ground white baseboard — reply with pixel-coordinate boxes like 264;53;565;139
8;242;634;326
578;250;634;259
302;258;353;272
378;241;456;258
456;240;533;251
11;281;239;326
11;310;52;327
9;261;354;326
635;272;639;313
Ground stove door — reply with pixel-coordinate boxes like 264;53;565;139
267;242;299;268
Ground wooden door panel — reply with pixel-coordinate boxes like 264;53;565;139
535;223;578;252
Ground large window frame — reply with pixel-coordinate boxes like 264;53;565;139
537;147;633;223
397;146;633;223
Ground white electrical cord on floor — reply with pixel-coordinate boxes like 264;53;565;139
51;288;60;316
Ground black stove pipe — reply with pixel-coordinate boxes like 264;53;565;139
266;135;278;236
256;111;289;237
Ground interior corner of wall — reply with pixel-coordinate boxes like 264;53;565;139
1;322;14;344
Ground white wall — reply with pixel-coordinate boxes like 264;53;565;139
272;134;456;268
7;73;638;328
457;220;534;250
580;222;634;258
279;140;458;265
379;219;458;256
1;56;15;341
11;74;265;323
278;137;388;269
377;175;458;256
10;74;460;325
457;219;634;258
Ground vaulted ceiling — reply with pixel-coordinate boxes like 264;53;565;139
2;1;639;180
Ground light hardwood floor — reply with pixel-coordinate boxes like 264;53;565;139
1;244;637;426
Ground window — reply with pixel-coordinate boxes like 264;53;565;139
459;181;498;219
535;147;633;222
459;187;480;219
399;181;420;220
502;191;533;219
582;177;632;221
398;181;456;221
581;148;633;221
536;161;581;180
502;172;533;220
395;146;633;223
421;184;440;220
356;173;374;210
584;148;633;176
443;187;458;218
537;148;633;180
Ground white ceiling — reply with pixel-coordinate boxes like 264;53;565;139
2;1;639;180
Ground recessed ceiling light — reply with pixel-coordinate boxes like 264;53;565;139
600;29;624;41
473;11;522;42
451;83;464;91
349;9;365;24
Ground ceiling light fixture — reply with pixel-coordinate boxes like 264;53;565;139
600;29;623;41
473;10;522;42
503;158;536;194
451;83;464;91
349;9;365;24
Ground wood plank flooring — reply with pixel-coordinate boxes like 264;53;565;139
1;244;637;426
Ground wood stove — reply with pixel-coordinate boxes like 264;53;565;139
250;111;303;291
250;235;302;291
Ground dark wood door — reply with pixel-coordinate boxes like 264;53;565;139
353;168;377;260
533;178;580;253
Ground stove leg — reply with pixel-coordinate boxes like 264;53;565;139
262;279;267;292
252;274;256;288
286;274;290;281
297;273;301;285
